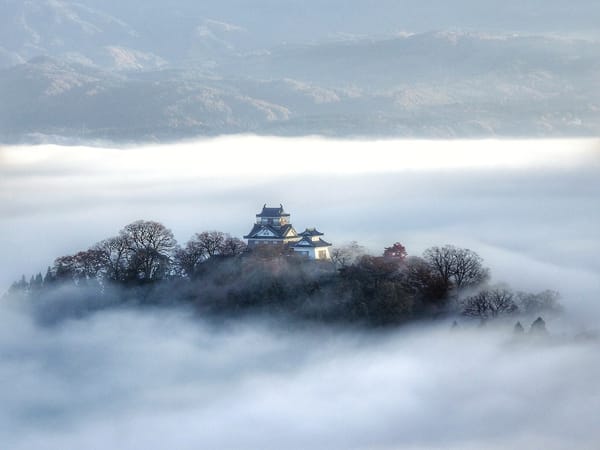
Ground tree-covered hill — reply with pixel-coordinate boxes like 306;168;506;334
5;220;563;328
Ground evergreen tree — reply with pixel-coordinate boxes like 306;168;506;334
43;266;55;285
530;317;548;335
514;321;525;334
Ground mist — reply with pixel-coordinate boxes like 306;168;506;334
1;303;599;450
3;0;599;443
1;137;600;448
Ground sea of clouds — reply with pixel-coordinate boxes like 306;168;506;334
1;303;599;450
0;137;599;448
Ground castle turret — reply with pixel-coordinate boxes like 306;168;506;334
291;227;332;260
255;204;290;227
244;204;332;260
244;204;299;247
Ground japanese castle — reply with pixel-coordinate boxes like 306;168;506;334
244;204;332;260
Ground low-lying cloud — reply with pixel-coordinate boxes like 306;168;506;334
1;137;599;448
1;303;598;450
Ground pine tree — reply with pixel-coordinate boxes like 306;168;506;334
43;266;55;285
513;321;524;334
530;317;548;335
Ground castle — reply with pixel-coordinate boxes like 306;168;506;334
244;204;332;260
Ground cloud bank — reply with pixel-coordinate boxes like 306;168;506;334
1;137;599;449
0;304;598;450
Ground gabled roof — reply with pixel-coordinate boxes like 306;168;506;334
292;236;332;248
244;223;297;239
281;224;297;237
256;204;290;218
299;227;324;237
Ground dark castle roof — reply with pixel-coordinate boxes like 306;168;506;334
256;204;290;218
244;223;295;239
299;227;324;237
292;237;332;248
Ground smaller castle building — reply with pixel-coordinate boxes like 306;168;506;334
244;204;332;260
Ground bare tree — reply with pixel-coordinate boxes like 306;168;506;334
221;236;247;256
516;290;562;315
462;287;518;320
73;250;106;281
53;255;79;282
173;239;207;277
451;247;489;291
403;256;448;302
175;231;246;277
422;245;455;289
423;245;488;294
331;241;366;269
193;231;227;258
120;220;177;281
94;235;131;282
51;249;106;285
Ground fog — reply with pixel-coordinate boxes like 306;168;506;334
1;137;599;448
1;304;599;450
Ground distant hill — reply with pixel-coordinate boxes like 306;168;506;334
2;0;599;67
1;0;599;142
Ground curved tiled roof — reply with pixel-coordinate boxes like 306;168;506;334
292;236;332;248
244;223;296;239
299;227;324;237
256;204;290;218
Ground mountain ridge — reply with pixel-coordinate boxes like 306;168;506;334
1;1;598;142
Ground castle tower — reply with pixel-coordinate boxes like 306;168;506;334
244;204;332;260
244;204;299;247
291;228;332;260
